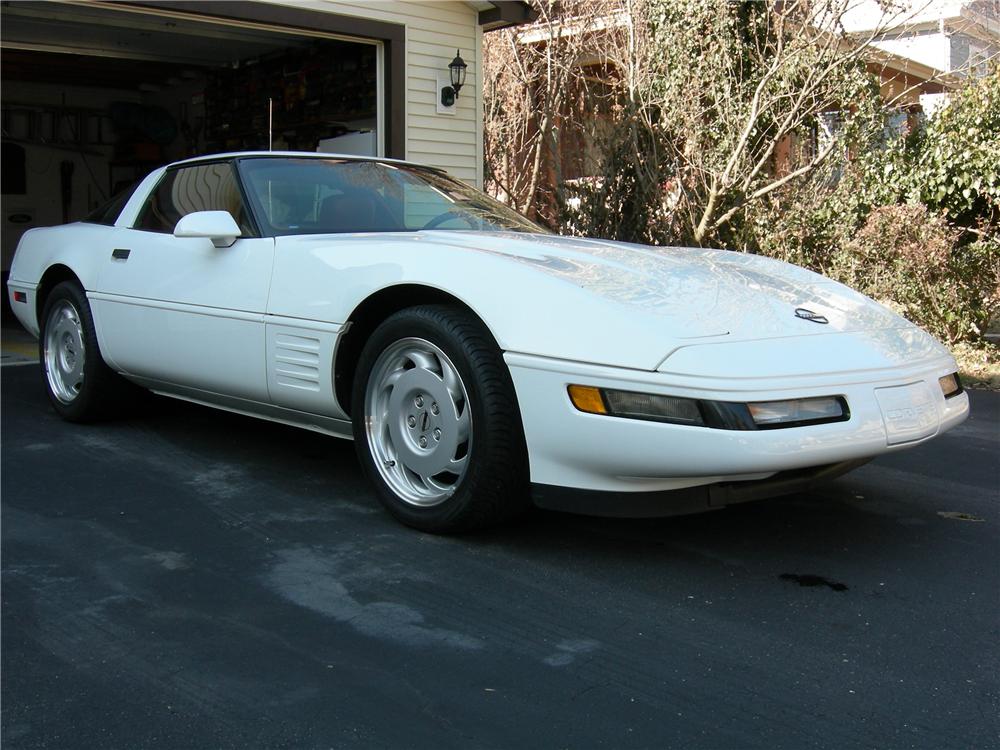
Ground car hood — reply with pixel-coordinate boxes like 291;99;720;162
423;231;909;342
274;230;949;373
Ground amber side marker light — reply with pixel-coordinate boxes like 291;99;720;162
938;372;963;399
567;385;607;415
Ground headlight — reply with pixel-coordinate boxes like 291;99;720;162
938;372;962;399
602;389;705;425
568;385;850;431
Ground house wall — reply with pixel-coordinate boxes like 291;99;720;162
271;0;484;187
949;32;1000;75
840;0;1000;79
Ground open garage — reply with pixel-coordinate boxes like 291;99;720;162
1;1;394;274
1;0;533;284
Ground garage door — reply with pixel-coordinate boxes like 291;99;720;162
1;0;393;274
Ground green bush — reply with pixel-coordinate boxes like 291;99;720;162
903;67;999;228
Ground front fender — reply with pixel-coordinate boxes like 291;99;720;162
268;234;686;370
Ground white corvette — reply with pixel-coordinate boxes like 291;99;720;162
7;152;969;532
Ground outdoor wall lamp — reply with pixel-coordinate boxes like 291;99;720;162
440;50;468;107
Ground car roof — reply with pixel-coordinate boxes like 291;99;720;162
167;151;431;170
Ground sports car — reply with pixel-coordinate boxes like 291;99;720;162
6;152;969;532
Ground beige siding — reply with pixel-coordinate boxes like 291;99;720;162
266;0;483;186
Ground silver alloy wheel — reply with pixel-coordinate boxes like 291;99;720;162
364;337;472;507
43;299;86;404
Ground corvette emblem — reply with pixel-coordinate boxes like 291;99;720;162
794;307;829;324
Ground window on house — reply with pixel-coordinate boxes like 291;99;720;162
885;110;909;140
967;39;993;77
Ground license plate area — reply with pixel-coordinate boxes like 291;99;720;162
874;382;938;445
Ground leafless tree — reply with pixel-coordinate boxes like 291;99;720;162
484;0;633;224
484;0;969;247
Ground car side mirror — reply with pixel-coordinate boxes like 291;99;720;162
173;210;242;248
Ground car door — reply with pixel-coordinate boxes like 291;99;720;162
91;161;274;402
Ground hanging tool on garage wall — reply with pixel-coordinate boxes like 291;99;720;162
60;160;74;224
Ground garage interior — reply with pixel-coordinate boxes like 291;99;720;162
1;1;383;273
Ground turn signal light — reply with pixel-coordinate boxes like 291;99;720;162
567;385;607;415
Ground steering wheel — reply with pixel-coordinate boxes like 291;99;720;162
421;210;476;230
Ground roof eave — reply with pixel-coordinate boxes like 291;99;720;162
475;1;538;32
865;47;963;92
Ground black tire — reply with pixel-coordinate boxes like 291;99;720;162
351;305;530;533
38;281;131;422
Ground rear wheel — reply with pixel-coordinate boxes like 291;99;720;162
352;305;529;533
39;281;127;422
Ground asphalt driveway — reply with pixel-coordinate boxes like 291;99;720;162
2;362;997;749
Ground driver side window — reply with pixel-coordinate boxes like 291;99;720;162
135;163;253;235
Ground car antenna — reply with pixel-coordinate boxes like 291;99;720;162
268;97;273;151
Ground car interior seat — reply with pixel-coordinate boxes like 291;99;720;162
318;192;383;232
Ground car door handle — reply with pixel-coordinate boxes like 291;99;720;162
112;248;131;260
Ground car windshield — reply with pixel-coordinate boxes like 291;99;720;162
237;157;548;236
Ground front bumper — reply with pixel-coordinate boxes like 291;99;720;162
531;459;871;518
505;351;969;496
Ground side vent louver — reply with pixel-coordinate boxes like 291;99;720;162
273;334;321;392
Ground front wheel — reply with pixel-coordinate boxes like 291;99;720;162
351;305;529;533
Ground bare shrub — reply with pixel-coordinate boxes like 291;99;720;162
832;205;999;343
